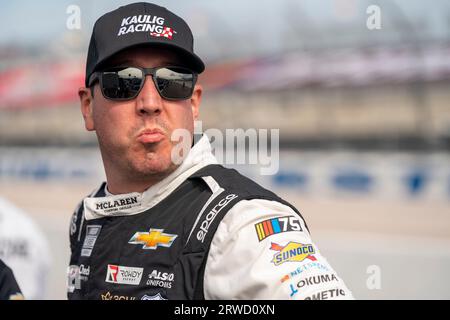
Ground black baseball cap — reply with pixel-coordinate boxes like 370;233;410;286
85;2;205;87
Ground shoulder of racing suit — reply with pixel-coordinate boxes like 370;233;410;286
186;164;353;300
68;163;353;300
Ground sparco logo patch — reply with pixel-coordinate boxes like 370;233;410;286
105;265;143;286
117;15;176;39
196;194;238;243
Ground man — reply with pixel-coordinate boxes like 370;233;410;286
0;197;50;300
0;259;24;300
69;2;353;300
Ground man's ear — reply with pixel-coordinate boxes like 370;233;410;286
79;87;95;131
190;84;202;120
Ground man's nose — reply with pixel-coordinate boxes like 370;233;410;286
135;75;163;116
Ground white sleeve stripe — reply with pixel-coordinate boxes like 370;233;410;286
201;176;222;193
186;177;225;245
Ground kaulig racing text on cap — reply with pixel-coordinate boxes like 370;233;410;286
85;2;205;87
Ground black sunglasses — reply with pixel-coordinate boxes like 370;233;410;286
88;66;198;101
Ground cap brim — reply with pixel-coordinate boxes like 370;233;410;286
94;42;205;75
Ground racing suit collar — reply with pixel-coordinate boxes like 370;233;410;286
83;134;217;220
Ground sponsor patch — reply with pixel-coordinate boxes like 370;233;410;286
141;293;167;300
255;216;302;241
93;195;141;214
101;291;136;300
146;269;175;289
196;194;238;243
289;273;340;297
105;265;143;286
81;225;102;257
280;261;330;283
129;228;177;250
270;242;316;266
304;288;347;300
150;27;175;39
67;265;80;293
117;15;176;40
67;264;92;293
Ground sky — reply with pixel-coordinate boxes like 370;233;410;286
0;0;449;61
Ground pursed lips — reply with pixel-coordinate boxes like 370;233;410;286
137;128;166;144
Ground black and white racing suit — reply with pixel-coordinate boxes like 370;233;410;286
68;135;353;300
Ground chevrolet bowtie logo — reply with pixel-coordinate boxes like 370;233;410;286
128;228;177;250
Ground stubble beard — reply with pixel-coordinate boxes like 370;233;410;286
99;134;179;188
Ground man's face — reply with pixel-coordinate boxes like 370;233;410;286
79;47;202;185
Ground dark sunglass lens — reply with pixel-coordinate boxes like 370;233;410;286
155;67;195;100
102;67;143;99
